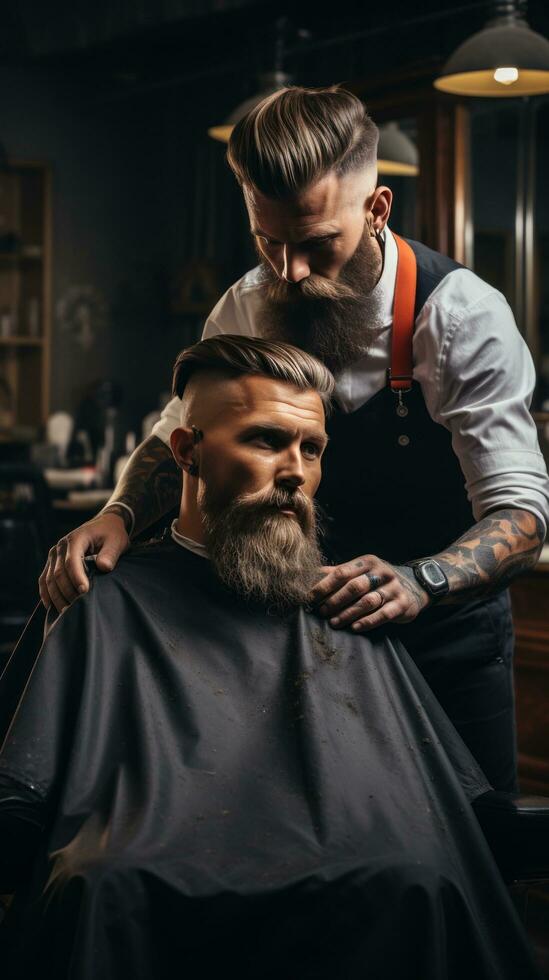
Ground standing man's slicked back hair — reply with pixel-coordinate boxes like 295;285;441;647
172;334;335;411
227;86;379;199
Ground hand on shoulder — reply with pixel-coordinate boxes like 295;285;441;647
38;510;130;613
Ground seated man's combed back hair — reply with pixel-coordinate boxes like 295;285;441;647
227;86;379;199
172;334;334;411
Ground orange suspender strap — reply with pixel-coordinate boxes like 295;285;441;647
389;233;417;392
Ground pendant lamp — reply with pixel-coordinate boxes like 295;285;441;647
434;0;549;97
377;122;419;176
208;70;291;143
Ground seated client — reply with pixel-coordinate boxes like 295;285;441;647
0;336;541;979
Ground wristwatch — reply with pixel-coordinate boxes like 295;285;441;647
408;559;449;600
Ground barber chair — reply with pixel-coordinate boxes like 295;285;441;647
473;791;549;885
473;790;549;963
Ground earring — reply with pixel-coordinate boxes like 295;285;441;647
187;461;199;477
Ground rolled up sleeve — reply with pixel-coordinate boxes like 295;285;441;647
151;312;225;446
416;279;549;534
150;395;182;446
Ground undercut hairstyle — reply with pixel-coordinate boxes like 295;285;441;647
227;85;379;199
172;334;334;416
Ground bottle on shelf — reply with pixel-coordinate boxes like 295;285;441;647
27;298;40;338
0;309;13;338
113;431;137;485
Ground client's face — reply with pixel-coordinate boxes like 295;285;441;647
197;375;328;611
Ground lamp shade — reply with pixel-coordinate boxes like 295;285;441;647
208;71;291;142
434;11;549;97
377;122;419;176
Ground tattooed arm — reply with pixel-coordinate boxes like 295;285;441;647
39;436;182;612
312;508;544;634
433;508;544;600
102;435;181;537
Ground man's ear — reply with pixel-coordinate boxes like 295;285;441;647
170;427;196;473
366;186;393;233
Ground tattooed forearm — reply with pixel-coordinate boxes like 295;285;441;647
103;435;182;538
433;508;544;601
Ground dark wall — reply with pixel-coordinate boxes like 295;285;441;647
0;66;155;430
104;87;259;438
0;64;260;441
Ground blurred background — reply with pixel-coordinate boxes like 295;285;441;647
1;0;549;961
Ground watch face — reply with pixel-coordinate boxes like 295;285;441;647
420;560;447;591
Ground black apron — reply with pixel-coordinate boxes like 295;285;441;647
316;236;517;792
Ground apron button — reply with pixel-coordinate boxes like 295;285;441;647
398;434;410;447
396;404;409;417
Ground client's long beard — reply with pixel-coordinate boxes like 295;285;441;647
259;231;381;375
202;486;323;612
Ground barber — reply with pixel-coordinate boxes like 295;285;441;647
40;87;549;793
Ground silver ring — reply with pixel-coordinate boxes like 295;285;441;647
368;574;381;591
372;589;386;610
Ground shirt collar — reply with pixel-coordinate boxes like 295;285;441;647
370;225;398;328
170;519;209;559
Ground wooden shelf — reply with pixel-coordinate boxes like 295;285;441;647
0;336;44;347
0;163;51;431
0;250;43;263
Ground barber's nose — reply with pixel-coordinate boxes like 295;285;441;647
282;245;310;284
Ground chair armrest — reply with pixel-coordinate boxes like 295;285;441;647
472;790;549;882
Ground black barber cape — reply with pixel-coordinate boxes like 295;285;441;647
0;538;541;979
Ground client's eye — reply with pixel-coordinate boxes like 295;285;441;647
302;442;321;459
255;433;277;449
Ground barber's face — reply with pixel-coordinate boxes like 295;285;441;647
245;169;389;285
195;374;327;513
244;172;392;374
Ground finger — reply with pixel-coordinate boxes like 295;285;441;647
310;557;376;604
64;536;92;594
53;545;79;606
38;564;52;608
328;587;397;627
45;563;70;613
349;598;402;633
311;566;340;597
53;539;83;603
95;536;126;572
317;574;378;618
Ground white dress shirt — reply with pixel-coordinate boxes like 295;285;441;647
153;227;549;534
170;520;208;559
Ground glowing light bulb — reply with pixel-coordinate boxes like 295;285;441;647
494;67;519;85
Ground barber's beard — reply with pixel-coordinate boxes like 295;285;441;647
259;231;382;374
201;485;323;612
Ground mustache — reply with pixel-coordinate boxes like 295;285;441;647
265;272;361;304
232;485;314;531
